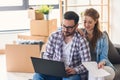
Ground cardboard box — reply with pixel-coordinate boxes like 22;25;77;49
28;9;44;20
49;19;57;35
18;32;48;42
5;44;41;73
30;20;49;36
0;49;5;54
30;19;57;36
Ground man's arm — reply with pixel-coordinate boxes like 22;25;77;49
75;37;91;74
42;34;55;60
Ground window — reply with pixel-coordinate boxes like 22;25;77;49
0;0;29;31
0;0;60;31
62;0;110;33
0;0;28;11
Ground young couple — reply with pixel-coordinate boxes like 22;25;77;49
33;8;115;80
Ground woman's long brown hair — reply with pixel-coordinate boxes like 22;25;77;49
84;8;102;50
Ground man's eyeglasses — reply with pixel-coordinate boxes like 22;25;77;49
62;24;76;31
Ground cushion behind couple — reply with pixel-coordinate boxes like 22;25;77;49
103;31;120;64
104;31;120;80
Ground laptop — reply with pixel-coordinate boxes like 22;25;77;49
31;57;67;77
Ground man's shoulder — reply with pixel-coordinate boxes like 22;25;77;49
50;30;62;36
49;30;62;39
75;31;84;39
75;32;88;42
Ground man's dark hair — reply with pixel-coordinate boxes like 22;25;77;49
64;11;79;25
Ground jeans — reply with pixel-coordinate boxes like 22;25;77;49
33;73;81;80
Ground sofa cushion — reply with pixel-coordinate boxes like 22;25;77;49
104;31;120;64
113;64;120;80
114;44;120;55
108;40;120;64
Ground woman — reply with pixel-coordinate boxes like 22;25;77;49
78;8;115;80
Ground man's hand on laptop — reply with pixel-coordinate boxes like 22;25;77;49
65;67;76;75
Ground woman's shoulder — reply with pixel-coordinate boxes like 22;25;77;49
97;31;108;43
101;31;109;39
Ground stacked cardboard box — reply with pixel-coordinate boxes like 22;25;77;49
28;9;44;20
18;9;57;43
5;44;40;73
18;32;48;42
30;19;57;37
18;19;57;43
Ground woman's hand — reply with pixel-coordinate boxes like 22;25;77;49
98;61;105;69
76;28;85;36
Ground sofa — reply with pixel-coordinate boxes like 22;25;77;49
105;31;120;80
38;32;120;80
78;31;120;80
108;43;120;80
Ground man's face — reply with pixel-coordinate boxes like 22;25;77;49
62;19;77;37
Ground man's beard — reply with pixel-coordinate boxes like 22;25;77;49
63;31;75;37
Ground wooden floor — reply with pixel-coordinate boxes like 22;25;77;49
0;54;33;80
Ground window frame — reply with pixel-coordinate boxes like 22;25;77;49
0;0;29;11
63;0;110;33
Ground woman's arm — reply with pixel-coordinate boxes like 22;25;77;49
98;33;109;68
76;28;85;36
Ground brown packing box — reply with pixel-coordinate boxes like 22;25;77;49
49;19;57;35
0;49;5;54
5;44;41;73
30;19;57;36
30;20;49;36
28;9;44;20
18;32;48;42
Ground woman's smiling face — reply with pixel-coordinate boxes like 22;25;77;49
83;16;97;32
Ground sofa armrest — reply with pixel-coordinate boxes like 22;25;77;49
108;43;120;64
114;44;120;55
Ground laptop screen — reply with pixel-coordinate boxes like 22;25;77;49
31;57;67;77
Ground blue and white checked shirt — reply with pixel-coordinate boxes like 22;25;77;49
43;30;91;74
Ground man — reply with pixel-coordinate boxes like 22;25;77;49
33;11;91;80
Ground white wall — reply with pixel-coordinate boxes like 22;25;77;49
0;31;30;49
0;33;18;49
0;10;30;49
110;0;120;44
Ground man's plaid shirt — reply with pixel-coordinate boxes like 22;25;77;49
43;30;91;74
